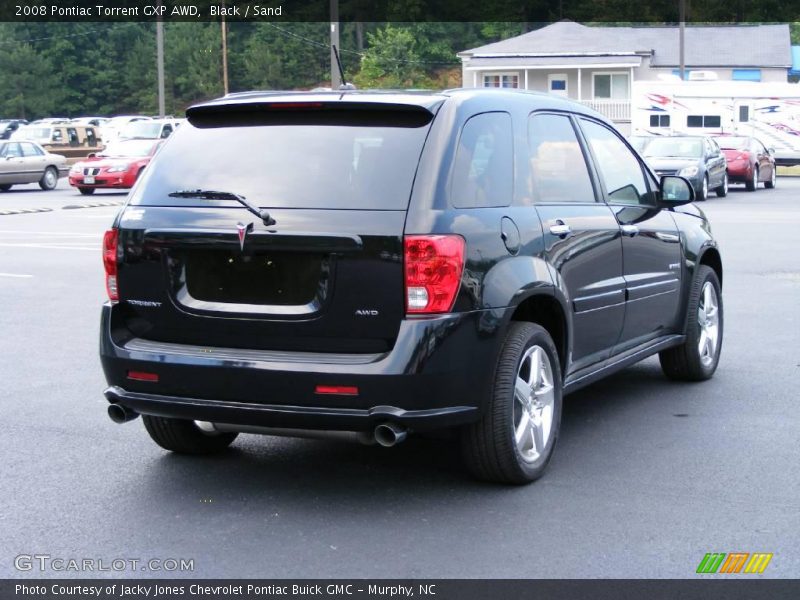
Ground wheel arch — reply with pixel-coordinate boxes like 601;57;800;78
507;291;569;376
698;247;723;289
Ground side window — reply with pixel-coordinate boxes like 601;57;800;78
67;128;79;146
580;119;653;206
51;129;63;143
21;143;43;157
86;128;97;146
5;143;22;158
526;113;595;204
161;125;173;138
451;112;513;208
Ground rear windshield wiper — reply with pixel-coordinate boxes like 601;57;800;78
167;189;275;225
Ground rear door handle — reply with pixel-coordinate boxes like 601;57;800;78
621;224;639;237
549;222;571;237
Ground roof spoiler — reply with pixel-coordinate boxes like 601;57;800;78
186;100;435;129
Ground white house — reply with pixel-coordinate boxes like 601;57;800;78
458;21;792;134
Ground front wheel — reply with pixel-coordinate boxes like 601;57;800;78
461;322;562;484
715;172;728;197
764;166;776;189
39;166;58;191
745;166;759;191
142;415;238;454
0;184;12;192
659;265;723;381
697;175;708;201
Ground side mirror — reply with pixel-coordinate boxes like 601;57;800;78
658;175;694;207
768;147;775;155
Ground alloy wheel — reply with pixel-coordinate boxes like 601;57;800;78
697;281;720;367
513;345;555;462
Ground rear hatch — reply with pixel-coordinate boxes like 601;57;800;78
115;97;441;354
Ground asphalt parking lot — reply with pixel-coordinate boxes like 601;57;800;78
1;178;798;579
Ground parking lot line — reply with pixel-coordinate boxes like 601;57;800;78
0;243;96;251
0;272;33;278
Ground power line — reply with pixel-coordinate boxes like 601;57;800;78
0;22;140;46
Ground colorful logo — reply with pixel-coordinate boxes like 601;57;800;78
696;552;773;574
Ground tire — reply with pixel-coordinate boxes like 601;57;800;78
697;175;708;201
39;166;58;191
715;172;728;197
78;187;95;195
461;322;563;484
0;184;12;192
764;166;776;189
142;415;238;454
745;165;758;191
659;265;723;381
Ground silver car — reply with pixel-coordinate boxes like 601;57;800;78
0;140;68;191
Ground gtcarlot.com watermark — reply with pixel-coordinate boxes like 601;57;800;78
14;554;194;573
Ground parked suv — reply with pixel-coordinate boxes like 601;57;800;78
100;89;724;484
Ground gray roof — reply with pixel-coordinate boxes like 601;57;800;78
466;56;642;68
460;21;791;68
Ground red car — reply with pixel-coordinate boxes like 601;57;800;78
69;139;162;195
712;135;776;191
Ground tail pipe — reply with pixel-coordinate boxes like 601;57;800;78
107;403;139;424
374;422;407;447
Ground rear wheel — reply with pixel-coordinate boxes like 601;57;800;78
0;184;11;192
461;322;562;484
745;166;758;191
78;187;95;195
715;172;728;197
39;166;58;191
765;166;776;189
142;415;238;454
659;265;723;381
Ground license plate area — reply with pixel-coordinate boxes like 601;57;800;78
84;176;95;184
180;249;330;311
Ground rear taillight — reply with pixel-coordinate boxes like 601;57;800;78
404;235;465;314
103;228;119;301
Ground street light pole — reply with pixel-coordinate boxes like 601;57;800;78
156;8;165;117
330;0;341;89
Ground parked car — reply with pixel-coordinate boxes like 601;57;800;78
0;140;68;191
68;139;162;195
71;116;111;129
642;135;728;200
712;135;776;191
99;116;152;144
0;119;27;140
118;118;180;141
100;89;723;484
11;123;102;165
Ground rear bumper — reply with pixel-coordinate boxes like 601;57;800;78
726;161;752;181
100;304;507;432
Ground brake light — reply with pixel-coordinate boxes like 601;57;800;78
103;228;119;301
404;235;465;314
127;370;159;382
315;385;359;396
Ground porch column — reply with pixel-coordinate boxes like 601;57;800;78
524;69;529;90
577;68;582;101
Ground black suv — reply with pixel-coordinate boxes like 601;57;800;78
100;89;723;484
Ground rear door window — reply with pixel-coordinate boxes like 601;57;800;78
451;112;513;208
526;113;596;203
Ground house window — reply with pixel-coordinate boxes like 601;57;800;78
687;115;722;128
671;69;693;80
483;73;519;89
593;73;629;99
649;114;671;127
548;74;568;97
732;69;761;81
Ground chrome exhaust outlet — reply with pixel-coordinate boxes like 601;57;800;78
193;421;375;445
107;403;139;424
374;423;407;448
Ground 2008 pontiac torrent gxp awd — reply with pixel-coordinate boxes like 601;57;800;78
100;89;723;484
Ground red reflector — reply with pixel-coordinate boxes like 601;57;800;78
103;228;119;302
315;385;359;396
127;371;159;382
404;234;466;314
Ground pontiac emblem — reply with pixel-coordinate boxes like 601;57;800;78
236;222;253;251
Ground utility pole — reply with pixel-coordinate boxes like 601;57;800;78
330;0;340;89
679;0;686;81
221;9;229;95
156;3;165;117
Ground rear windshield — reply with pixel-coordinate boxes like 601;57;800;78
643;137;703;158
130;118;432;210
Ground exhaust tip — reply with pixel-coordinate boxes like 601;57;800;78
374;423;407;448
107;403;138;424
